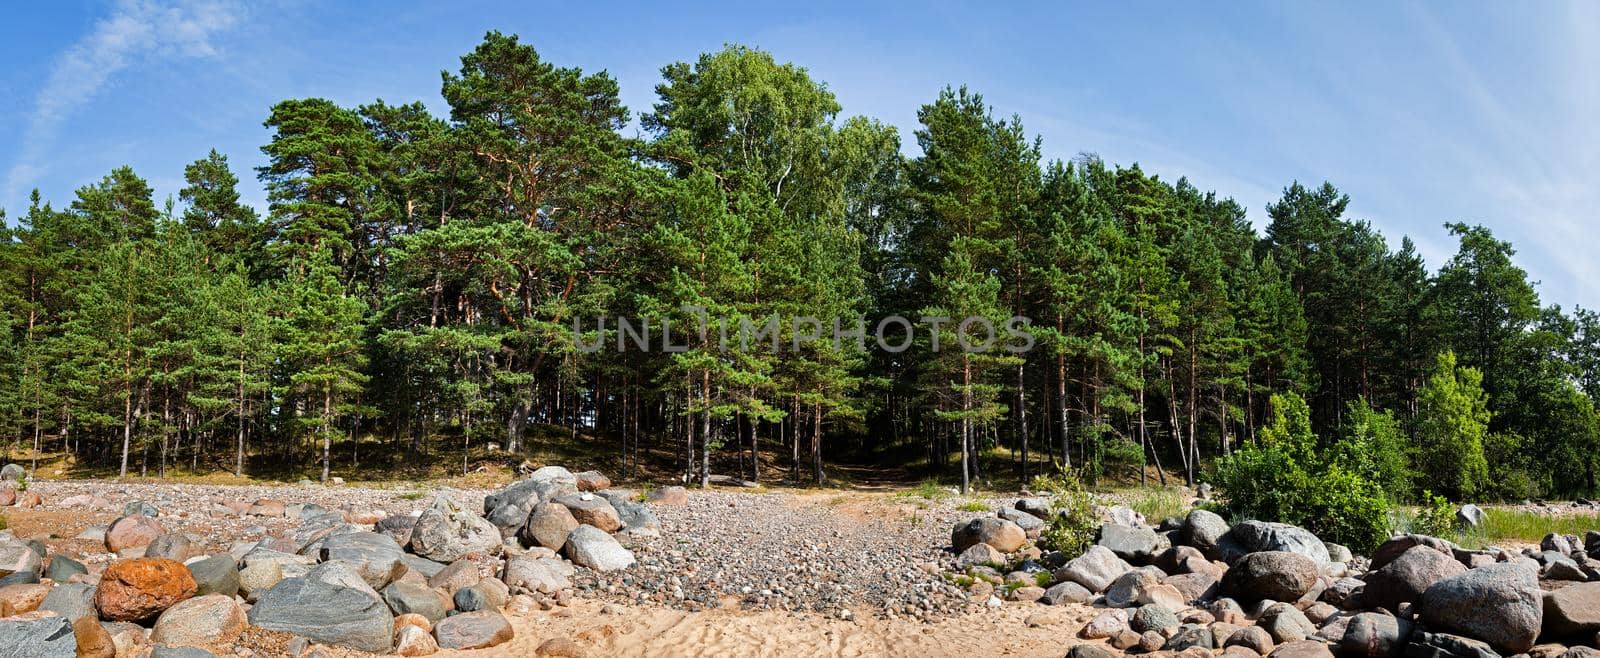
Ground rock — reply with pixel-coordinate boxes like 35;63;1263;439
535;637;587;657
149;646;217;658
1228;626;1276;655
1055;545;1135;592
1405;631;1501;658
1139;583;1188;609
484;500;531;540
501;553;573;595
1323;576;1366;608
0;464;22;481
0;487;13;506
376;515;417;546
1341;612;1414;658
38;583;96;622
1100;523;1168;563
144;534;192;561
1080;608;1129;639
426;559;481;594
1371;535;1455;571
957;543;1007;569
1164;572;1220;603
1326;543;1354;564
247;561;395;653
433;609;514;650
573;471;610;492
150;594;245;647
1182;509;1232;559
454;586;489;612
0;582;50;614
238;561;283;602
0;542;41;578
606;496;662;541
1008;585;1046;602
0;613;75;657
1221;521;1330;565
521;502;579;550
73;615;115;658
122;501;160;518
1544;581;1600;636
1223;551;1318;602
645;486;687;505
1419;560;1541;654
950;517;1027;553
1268;640;1333;658
1132;603;1180;634
1258;603;1316;643
1105;567;1164;608
409;497;500;563
105;515;166;553
185;554;240;598
997;507;1045;532
382;581;447;623
1456;505;1485;529
44;556;86;583
1041;581;1093;605
321;531;406;590
1015;497;1052;519
1560;649;1600;658
1167;623;1216;651
563;525;635;572
1363;545;1467;611
14;491;41;508
484;469;578;517
1106;505;1147;528
95;558;198;622
1067;644;1119;658
395;625;439;656
1544;534;1577;555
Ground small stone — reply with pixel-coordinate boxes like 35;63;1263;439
433;609;514;650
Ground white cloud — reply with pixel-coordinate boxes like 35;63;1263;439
3;0;244;204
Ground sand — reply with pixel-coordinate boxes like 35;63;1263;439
443;598;1098;658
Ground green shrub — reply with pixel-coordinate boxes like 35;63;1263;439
1336;398;1413;501
1409;490;1456;537
955;501;989;512
1032;467;1099;558
1215;391;1393;553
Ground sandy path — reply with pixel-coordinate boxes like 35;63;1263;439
451;599;1098;658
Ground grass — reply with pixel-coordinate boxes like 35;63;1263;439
1452;508;1600;548
897;479;954;502
1122;487;1190;523
956;500;990;512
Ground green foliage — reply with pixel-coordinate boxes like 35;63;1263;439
955;500;989;512
1335;398;1413;500
1409;490;1456;537
1031;467;1099;558
1414;351;1491;500
1215;392;1393;552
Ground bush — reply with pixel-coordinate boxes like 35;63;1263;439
1215;391;1393;552
1031;467;1099;558
1408;490;1457;537
1337;398;1413;500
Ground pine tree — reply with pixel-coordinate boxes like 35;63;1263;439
1413;351;1491;500
279;246;370;482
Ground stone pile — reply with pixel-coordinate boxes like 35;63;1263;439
949;498;1600;658
0;463;657;656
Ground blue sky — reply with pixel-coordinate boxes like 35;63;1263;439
2;1;1596;309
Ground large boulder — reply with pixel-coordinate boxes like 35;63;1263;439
1340;612;1414;658
38;583;97;622
1258;602;1317;643
381;581;447;623
1369;535;1454;571
1219;521;1330;565
1181;509;1231;559
0;583;49;614
1361;544;1467;611
95;558;198;622
1456;505;1486;529
1104;567;1165;608
0;464;23;481
247;561;395;653
1222;551;1318;603
1405;632;1501;658
150;594;246;647
563;525;635;572
1544;581;1600;636
320;531;406;590
0;542;42;578
598;493;662;540
375;515;417;546
1418;560;1542;654
574;471;611;492
1054;545;1134;593
105;515;166;553
1099;523;1168;563
433;609;514;650
185;554;240;598
483;467;577;516
501;553;573;595
408;497;500;563
520;502;579;550
0;613;75;657
951;517;1027;553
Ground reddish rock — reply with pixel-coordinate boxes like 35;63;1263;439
249;499;287;517
0;487;15;506
0;583;51;614
645;486;688;505
74;615;117;658
15;491;41;508
105;515;166;553
574;471;611;492
94;558;198;622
